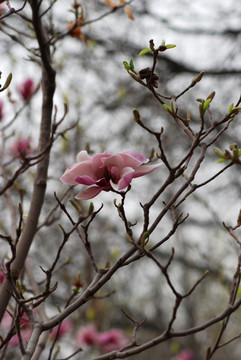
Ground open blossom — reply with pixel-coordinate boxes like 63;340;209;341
10;137;33;159
17;78;35;100
60;150;161;199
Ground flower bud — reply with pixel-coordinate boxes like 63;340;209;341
206;91;215;101
229;143;237;151
192;71;204;84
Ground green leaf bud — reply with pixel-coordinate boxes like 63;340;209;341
88;202;94;216
192;71;204;84
69;198;83;214
162;104;173;113
229;107;241;117
206;91;215;101
129;59;135;72
214;147;225;158
141;231;149;247
202;98;212;113
133;109;140;122
228;103;234;113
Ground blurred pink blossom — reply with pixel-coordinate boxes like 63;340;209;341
60;150;161;199
75;324;99;346
172;349;194;360
0;100;3;120
10;137;33;159
17;78;35;100
96;329;129;353
8;329;32;347
1;311;32;347
50;320;72;339
75;325;129;353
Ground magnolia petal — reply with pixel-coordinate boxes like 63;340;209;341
75;186;103;200
133;163;162;178
103;153;125;169
91;152;111;169
122;151;149;164
118;167;134;190
104;151;146;170
76;150;92;162
60;162;97;185
75;175;97;185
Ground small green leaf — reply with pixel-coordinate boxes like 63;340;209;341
139;48;151;56
88;202;94;216
228;103;234;113
203;98;212;113
217;158;228;163
166;44;176;49
129;59;135;72
123;61;129;71
163;104;173;113
214;147;225;158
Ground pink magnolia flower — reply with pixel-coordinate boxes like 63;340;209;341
60;150;161;199
172;349;194;360
96;329;129;353
17;78;35;100
10;137;33;159
75;324;99;346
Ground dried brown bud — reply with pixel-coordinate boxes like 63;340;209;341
158;45;167;52
139;68;159;87
139;67;152;79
